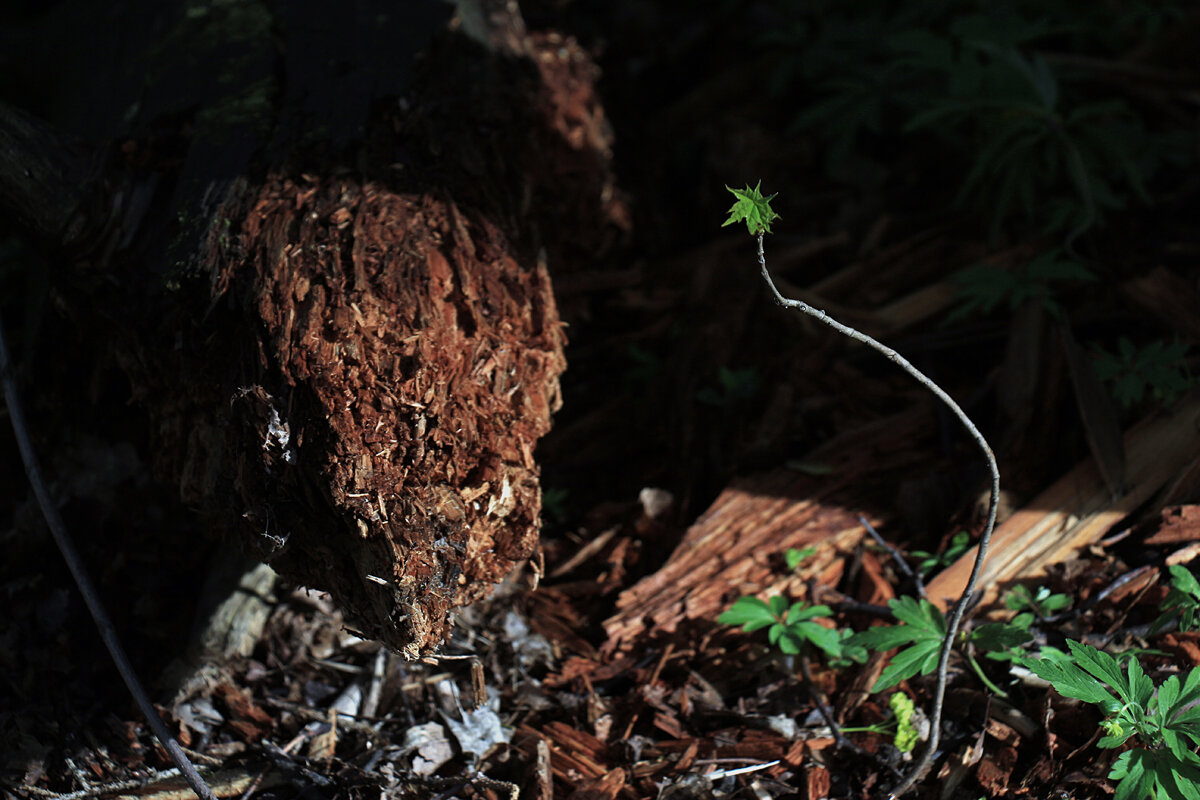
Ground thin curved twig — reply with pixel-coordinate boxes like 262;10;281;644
754;232;1000;798
859;515;927;599
0;313;217;800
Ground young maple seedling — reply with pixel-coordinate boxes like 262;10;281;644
723;183;1001;798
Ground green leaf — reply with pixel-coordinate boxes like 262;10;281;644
1126;655;1155;708
718;596;776;631
891;596;947;635
1093;338;1193;410
1169;564;1200;598
1109;750;1151;800
795;621;843;658
1066;640;1130;703
777;629;804;655
722;182;781;236
785;546;817;571
849;624;925;651
850;596;948;692
788;604;833;623
1020;648;1120;712
873;639;941;692
971;621;1033;655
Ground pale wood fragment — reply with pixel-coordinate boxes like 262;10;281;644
926;393;1200;609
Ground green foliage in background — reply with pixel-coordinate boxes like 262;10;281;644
908;530;971;577
1005;583;1071;618
760;0;1190;242
849;586;1072;692
1093;338;1193;409
948;251;1095;320
697;365;761;407
786;546;817;571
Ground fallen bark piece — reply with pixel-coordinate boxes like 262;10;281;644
602;468;872;655
926;392;1200;610
1143;505;1200;545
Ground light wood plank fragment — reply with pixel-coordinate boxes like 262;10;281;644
926;393;1200;610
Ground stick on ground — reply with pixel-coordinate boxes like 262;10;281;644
0;313;217;800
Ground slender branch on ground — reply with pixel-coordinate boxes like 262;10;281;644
859;515;927;599
753;232;1000;798
0;313;217;800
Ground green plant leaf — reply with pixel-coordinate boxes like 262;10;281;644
1019;647;1120;712
786;546;817;571
788;604;833;623
1110;749;1152;800
1065;640;1131;705
1093;338;1193;410
722;182;780;236
891;596;947;634
873;639;942;692
795;620;843;657
718;596;776;631
846;596;950;691
971;620;1033;655
850;623;926;651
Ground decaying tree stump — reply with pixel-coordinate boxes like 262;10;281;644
198;177;566;659
0;10;625;657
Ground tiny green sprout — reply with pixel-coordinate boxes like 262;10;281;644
785;546;817;571
910;530;972;577
842;690;922;751
890;691;920;753
1005;584;1071;619
723;182;780;236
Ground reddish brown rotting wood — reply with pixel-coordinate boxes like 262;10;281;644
128;174;567;660
1143;505;1200;545
244;179;564;658
0;16;626;663
601;466;875;655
